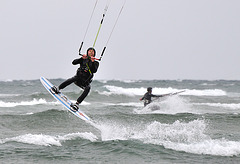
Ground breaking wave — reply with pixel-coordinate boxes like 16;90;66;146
0;132;98;146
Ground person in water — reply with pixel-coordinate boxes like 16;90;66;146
51;47;99;111
140;87;170;107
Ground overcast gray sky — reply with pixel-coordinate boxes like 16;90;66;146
1;0;240;80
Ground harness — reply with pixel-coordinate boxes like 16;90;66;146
76;59;94;87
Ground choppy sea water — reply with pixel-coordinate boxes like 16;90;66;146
0;79;240;163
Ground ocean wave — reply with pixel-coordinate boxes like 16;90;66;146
96;79;141;83
99;85;145;96
96;80;108;84
193;102;240;110
96;119;240;156
164;138;240;156
0;99;57;107
0;94;21;97
0;79;13;82
95;119;208;142
200;83;217;86
0;132;98;146
103;102;142;107
142;120;240;156
184;89;226;96
116;79;141;83
0;98;90;108
98;85;226;97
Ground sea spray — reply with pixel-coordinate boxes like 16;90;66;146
134;96;192;114
89;118;240;156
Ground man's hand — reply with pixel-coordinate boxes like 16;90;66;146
90;56;95;62
82;54;88;59
82;54;95;62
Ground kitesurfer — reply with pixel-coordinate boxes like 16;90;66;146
51;47;99;111
140;87;170;107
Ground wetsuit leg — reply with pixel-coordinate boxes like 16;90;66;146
144;102;150;107
77;85;91;104
144;102;147;107
59;76;78;90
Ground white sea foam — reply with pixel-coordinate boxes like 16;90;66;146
57;132;98;142
5;134;62;146
70;100;90;106
96;119;240;156
200;83;217;86
97;121;134;141
164;139;240;156
183;89;226;96
97;119;208;142
0;79;13;82
100;85;146;96
96;80;108;84
141;120;240;156
1;132;98;146
193;102;240;110
0;98;90;108
0;98;50;107
25;112;34;115
0;94;21;97
99;85;226;97
103;102;142;107
120;80;140;83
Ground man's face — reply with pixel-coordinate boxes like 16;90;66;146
88;49;95;57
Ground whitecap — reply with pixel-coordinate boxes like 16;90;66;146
0;94;21;97
193;102;240;110
1;132;98;146
3;134;62;146
103;102;142;107
0;98;48;107
94;118;240;156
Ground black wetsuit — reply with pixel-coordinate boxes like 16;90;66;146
141;92;162;107
58;57;99;104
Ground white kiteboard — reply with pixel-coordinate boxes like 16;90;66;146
40;76;91;122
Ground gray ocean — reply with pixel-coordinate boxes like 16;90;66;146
0;79;240;163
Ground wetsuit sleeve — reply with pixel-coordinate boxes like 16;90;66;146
151;94;162;97
156;95;165;97
72;58;83;65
